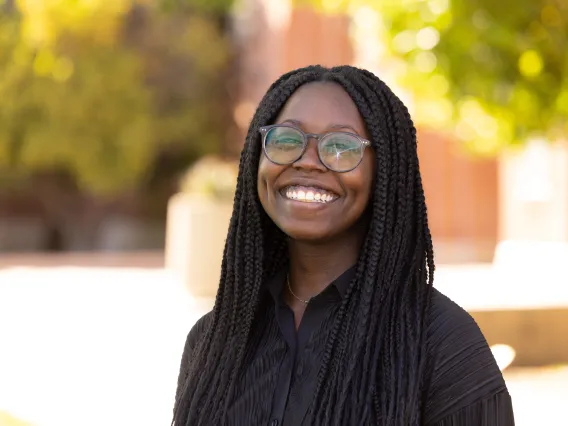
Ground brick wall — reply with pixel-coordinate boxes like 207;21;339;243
418;129;498;262
283;8;353;69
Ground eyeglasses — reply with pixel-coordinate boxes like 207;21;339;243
259;124;371;173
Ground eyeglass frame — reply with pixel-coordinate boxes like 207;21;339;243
259;124;371;173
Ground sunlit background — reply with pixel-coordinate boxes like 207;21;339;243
0;0;567;424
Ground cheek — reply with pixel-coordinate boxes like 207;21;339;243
344;156;375;201
344;173;372;204
257;157;280;199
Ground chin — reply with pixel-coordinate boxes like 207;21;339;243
277;222;334;242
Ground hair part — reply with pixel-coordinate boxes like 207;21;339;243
173;65;434;426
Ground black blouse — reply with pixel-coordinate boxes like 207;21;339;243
175;268;515;425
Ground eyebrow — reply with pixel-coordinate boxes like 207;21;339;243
280;119;361;136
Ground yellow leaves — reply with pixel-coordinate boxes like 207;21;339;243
416;26;440;50
541;5;562;27
392;30;417;54
0;2;232;195
293;0;350;15
428;74;449;95
52;57;74;82
11;43;33;67
182;16;229;75
0;11;154;195
454;98;514;155
31;46;74;81
0;134;11;167
409;71;452;130
518;49;544;78
16;0;131;47
413;51;437;73
320;0;348;14
386;25;441;57
294;0;349;14
360;0;567;154
556;90;568;115
426;0;449;16
32;49;55;76
414;98;453;128
457;99;497;140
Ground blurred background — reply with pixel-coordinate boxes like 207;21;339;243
0;0;567;424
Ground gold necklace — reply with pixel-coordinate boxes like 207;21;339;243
287;275;311;305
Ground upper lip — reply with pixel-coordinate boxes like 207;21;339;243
278;178;339;195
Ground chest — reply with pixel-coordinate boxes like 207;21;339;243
226;299;339;426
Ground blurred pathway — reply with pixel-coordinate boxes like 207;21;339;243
0;265;565;425
0;267;212;426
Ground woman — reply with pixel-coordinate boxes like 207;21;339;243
173;65;514;425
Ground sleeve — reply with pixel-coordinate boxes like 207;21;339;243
423;290;515;426
434;392;514;425
174;313;212;410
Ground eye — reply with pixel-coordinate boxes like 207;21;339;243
321;136;360;154
325;142;350;151
277;137;303;145
267;127;304;147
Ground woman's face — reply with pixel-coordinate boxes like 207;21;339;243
257;81;375;242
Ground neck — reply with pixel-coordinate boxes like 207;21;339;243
287;228;365;301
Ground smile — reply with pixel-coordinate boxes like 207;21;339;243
282;185;338;203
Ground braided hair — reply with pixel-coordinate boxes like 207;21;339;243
173;65;435;425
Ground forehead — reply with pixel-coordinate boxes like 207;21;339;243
276;82;366;133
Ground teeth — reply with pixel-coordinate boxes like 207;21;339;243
283;186;336;203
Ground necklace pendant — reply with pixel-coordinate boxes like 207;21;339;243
287;275;312;305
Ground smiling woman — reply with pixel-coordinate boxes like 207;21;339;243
172;66;515;426
257;83;375;244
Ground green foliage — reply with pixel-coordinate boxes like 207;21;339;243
158;0;234;14
378;0;567;154
302;0;568;154
0;21;152;193
0;0;232;195
131;13;231;158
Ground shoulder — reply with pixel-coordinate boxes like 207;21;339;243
183;311;213;358
426;288;488;348
423;289;511;424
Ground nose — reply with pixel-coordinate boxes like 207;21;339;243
292;136;327;172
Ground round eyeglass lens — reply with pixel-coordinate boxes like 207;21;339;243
264;126;305;164
318;133;364;172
